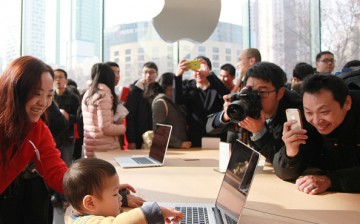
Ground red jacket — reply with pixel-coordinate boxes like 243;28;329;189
0;120;68;194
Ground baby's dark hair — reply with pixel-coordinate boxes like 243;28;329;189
63;158;117;211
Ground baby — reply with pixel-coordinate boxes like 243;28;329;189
63;158;182;223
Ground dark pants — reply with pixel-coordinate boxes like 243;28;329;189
0;175;50;224
72;137;83;160
57;138;74;167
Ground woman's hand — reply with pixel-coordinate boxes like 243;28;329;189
119;183;146;207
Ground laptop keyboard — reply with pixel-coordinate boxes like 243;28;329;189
225;213;237;224
175;206;209;224
132;157;154;165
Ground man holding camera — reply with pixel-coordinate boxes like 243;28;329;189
207;62;302;162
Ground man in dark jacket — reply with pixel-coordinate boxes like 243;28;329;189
273;74;360;194
174;56;229;147
207;62;302;163
53;69;80;166
125;62;158;149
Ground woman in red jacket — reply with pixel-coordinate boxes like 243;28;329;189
0;56;68;223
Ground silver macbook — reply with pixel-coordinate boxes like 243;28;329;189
155;139;260;224
115;124;172;168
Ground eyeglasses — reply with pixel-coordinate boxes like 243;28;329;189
54;76;65;80
257;89;276;98
319;58;335;64
142;70;157;75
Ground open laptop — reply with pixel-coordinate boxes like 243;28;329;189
114;124;172;168
155;139;260;224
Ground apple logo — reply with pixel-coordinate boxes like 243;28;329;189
152;0;221;43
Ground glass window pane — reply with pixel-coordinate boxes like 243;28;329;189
249;0;312;80
16;0;103;90
104;0;244;85
0;0;21;72
320;0;360;73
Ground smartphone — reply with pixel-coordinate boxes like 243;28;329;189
187;60;200;70
286;108;303;130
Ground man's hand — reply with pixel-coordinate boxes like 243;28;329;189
127;143;136;149
176;59;189;77
221;94;233;122
295;175;332;195
60;109;69;120
239;111;266;133
282;121;308;157
197;58;211;77
180;141;192;149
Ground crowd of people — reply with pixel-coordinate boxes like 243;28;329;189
1;48;360;223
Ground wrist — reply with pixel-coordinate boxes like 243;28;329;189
285;147;299;158
119;189;129;207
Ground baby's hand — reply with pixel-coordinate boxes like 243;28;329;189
160;206;183;223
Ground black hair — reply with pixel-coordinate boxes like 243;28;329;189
105;61;119;68
158;72;174;91
343;60;360;69
220;63;236;77
292;62;314;80
143;61;158;72
244;62;286;90
143;82;164;104
301;74;348;107
63;158;117;211
85;63;118;112
67;78;77;88
315;51;334;62
54;68;68;79
195;55;212;70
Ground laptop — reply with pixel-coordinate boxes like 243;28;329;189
114;124;172;168
155;139;260;224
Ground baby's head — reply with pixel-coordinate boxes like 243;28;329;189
63;158;122;217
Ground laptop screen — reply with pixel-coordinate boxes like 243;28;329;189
149;124;172;162
215;140;260;221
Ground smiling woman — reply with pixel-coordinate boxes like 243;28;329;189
26;71;54;123
0;56;68;224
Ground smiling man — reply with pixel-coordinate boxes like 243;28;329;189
219;63;236;92
274;74;360;194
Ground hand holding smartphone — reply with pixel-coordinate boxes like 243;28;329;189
286;108;303;130
187;60;200;70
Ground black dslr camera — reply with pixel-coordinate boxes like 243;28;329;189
226;86;262;123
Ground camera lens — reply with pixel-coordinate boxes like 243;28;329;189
227;100;249;122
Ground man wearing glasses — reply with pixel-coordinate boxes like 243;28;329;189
207;62;302;163
125;62;158;149
315;51;335;74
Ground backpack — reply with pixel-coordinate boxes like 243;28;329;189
338;68;360;90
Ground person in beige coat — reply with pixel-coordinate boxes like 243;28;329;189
82;63;126;158
63;158;183;224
